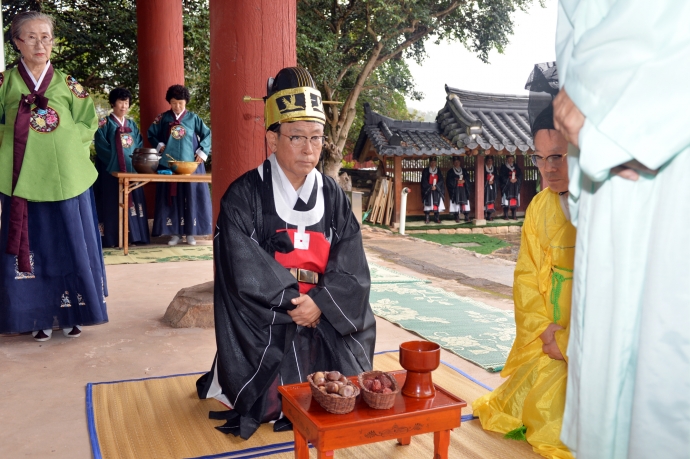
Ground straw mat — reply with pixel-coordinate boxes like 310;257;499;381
87;352;538;459
102;246;213;265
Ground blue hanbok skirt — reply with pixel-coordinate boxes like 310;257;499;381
0;189;109;334
152;162;212;236
93;162;150;247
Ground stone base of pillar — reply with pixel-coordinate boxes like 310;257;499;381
163;281;214;328
473;219;487;226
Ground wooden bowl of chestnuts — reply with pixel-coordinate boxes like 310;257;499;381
307;370;360;414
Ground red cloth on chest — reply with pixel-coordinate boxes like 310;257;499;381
274;229;331;293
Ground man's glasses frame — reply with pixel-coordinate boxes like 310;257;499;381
278;133;327;148
530;153;567;167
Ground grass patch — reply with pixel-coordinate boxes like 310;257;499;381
409;233;510;255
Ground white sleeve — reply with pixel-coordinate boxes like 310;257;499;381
195;148;207;161
557;0;690;179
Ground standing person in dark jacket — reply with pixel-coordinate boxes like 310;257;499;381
499;155;523;219
421;156;445;223
446;156;471;222
484;156;497;220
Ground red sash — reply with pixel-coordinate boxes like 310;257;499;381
167;110;187;204
274;229;330;293
7;63;55;273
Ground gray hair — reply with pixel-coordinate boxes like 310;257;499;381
11;11;55;44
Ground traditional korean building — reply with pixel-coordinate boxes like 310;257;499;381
353;85;541;225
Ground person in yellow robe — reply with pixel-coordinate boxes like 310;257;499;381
473;63;575;459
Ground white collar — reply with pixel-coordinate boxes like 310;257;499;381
453;166;463;176
428;166;438;174
506;163;515;171
257;154;324;228
21;58;51;91
111;114;126;127
173;110;186;120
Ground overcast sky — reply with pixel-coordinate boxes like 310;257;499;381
405;0;558;113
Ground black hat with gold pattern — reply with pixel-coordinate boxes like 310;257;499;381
265;67;325;130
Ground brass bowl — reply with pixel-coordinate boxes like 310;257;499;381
168;161;200;175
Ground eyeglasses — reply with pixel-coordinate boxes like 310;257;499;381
530;153;567;167
278;133;326;148
17;36;53;47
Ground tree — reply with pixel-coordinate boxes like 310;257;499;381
297;0;533;179
2;0;211;126
2;0;139;92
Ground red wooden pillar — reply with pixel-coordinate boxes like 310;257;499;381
136;0;184;145
474;154;486;224
209;1;297;223
394;156;402;226
136;0;185;216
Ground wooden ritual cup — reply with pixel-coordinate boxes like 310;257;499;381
399;341;441;398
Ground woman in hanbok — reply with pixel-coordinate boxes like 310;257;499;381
94;87;149;247
147;85;212;246
0;12;107;341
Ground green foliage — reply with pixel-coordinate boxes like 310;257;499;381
1;0;210;128
182;0;211;127
296;0;534;177
2;0;139;94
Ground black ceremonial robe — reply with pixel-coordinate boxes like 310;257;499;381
484;166;497;209
197;157;375;440
446;167;471;207
421;167;444;210
498;163;522;207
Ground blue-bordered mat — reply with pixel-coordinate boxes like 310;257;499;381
86;350;495;459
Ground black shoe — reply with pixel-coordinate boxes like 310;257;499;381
455;213;460;223
511;209;517;220
425;212;430;224
434;212;441;224
503;208;509;219
464;213;470;222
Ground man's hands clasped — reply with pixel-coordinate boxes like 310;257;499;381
540;323;565;360
288;294;322;328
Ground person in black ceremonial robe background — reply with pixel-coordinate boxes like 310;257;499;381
484;156;497;220
446;156;471;222
498;155;522;219
421;156;445;223
196;67;376;440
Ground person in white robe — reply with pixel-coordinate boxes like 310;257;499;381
554;1;690;458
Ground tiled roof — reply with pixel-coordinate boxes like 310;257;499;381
353;87;534;161
438;86;533;153
353;103;463;161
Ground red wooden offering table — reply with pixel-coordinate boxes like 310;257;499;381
278;370;467;458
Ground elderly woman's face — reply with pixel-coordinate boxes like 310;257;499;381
16;20;53;67
169;98;186;115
